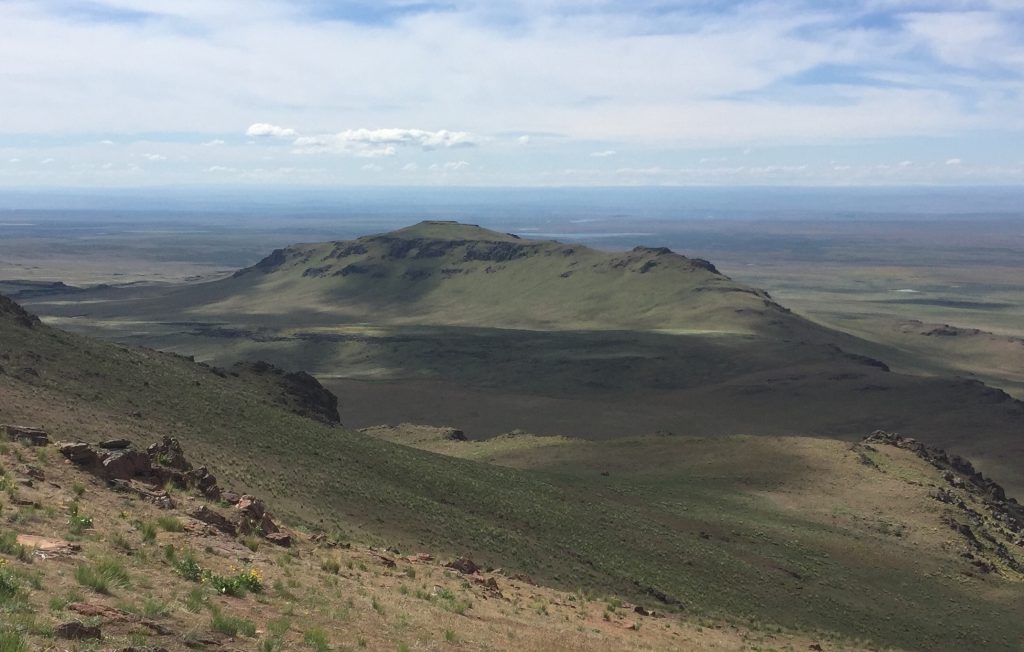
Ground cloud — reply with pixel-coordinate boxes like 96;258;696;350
291;128;477;157
591;150;617;158
402;162;418;171
206;165;237;172
143;153;167;161
517;135;531;145
946;158;962;165
99;140;114;145
246;123;297;138
202;139;226;146
8;158;19;164
430;161;470;172
361;163;383;172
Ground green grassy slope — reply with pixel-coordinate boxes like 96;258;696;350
3;295;1024;650
127;220;807;334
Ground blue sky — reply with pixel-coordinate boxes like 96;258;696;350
1;0;1023;187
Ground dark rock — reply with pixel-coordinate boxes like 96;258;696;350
55;621;102;640
60;442;100;466
445;428;467;441
634;605;657;617
232;361;341;424
0;295;42;328
633;581;682;606
236;495;280;535
266;532;292;547
147;437;192;471
184;467;220;499
22;464;45;480
101;449;152;480
190;505;237;536
98;438;132;449
2;424;50;445
220;491;241;505
233;247;288;277
109;479;175;509
445;557;481;575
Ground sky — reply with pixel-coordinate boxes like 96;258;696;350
1;0;1023;187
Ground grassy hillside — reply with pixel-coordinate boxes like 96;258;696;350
19;221;1024;494
3;296;1024;650
3;430;814;651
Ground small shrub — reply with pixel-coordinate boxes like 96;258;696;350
444;628;457;643
136;521;157;544
67;503;93;535
157;516;184;532
71;483;85;498
320;558;340;574
48;589;82;612
75;558;129;594
0;629;28;652
183;587;207;613
0;562;25;607
303;627;331;652
210;607;256;637
0;533;24;557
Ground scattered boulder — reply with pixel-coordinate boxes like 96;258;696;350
445;557;481;575
60;442;100;466
54;621;102;640
109;479;175;509
189;505;237;536
98;438;132;449
220;491;241;505
22;464;45;480
101;449;152;480
2;424;50;446
445;428;467;441
370;551;397;568
147;437;192;471
184;467;220;500
266;532;292;547
236;495;280;535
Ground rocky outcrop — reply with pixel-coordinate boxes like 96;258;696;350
60;436;219;499
0;294;42;328
190;505;238;536
236;495;280;535
860;431;1024;575
445;557;481;575
233;361;341;424
2;424;50;446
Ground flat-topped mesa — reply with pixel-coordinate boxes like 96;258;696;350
213;220;804;332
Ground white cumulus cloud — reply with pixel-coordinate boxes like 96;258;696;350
246;123;297;138
292;128;477;157
591;150;617;158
